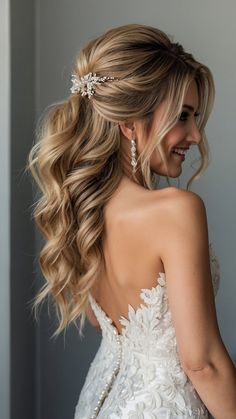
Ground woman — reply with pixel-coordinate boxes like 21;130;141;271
27;24;236;418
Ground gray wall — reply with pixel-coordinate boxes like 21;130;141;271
0;1;10;418
8;1;36;419
5;1;235;419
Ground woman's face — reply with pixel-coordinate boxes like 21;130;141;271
147;79;201;177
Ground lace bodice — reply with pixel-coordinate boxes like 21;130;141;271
75;243;220;419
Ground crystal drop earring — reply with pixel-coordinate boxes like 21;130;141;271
130;138;137;174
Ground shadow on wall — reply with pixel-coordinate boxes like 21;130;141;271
38;310;101;419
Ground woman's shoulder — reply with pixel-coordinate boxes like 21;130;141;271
106;184;205;233
130;186;208;263
150;186;207;240
151;186;206;220
154;185;204;206
142;186;206;230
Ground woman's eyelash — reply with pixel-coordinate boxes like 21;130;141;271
179;111;200;121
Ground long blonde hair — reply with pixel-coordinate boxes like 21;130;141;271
27;24;215;336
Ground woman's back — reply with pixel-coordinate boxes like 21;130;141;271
90;175;169;333
90;177;215;331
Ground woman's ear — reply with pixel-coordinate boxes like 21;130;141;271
118;121;136;140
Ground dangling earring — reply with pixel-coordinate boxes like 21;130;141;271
130;138;137;174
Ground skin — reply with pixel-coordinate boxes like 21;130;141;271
87;79;236;417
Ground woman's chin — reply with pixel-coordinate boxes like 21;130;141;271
153;165;183;178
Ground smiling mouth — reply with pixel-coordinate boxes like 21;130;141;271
171;147;188;156
171;147;188;161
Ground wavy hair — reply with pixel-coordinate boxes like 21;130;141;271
27;23;215;336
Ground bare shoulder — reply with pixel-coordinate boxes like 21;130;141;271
153;186;208;255
148;185;205;215
111;186;207;250
104;183;209;287
157;185;205;213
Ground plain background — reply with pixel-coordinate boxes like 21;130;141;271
1;1;236;418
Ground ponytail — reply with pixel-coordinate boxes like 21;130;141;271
27;94;122;336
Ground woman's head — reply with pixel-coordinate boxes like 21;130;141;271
71;23;214;186
27;24;215;336
119;78;202;180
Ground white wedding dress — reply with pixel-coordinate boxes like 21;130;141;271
75;243;220;419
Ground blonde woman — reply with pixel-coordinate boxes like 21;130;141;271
27;24;236;418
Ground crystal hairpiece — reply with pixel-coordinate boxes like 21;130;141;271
70;72;117;99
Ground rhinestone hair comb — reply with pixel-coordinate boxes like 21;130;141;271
70;72;117;99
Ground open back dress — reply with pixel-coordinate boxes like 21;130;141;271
74;242;220;419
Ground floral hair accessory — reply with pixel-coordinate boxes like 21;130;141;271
70;72;117;99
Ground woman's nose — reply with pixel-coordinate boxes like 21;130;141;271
187;120;202;145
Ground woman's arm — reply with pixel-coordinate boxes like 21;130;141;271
159;188;236;419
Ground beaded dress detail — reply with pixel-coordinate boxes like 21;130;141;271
74;243;220;419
